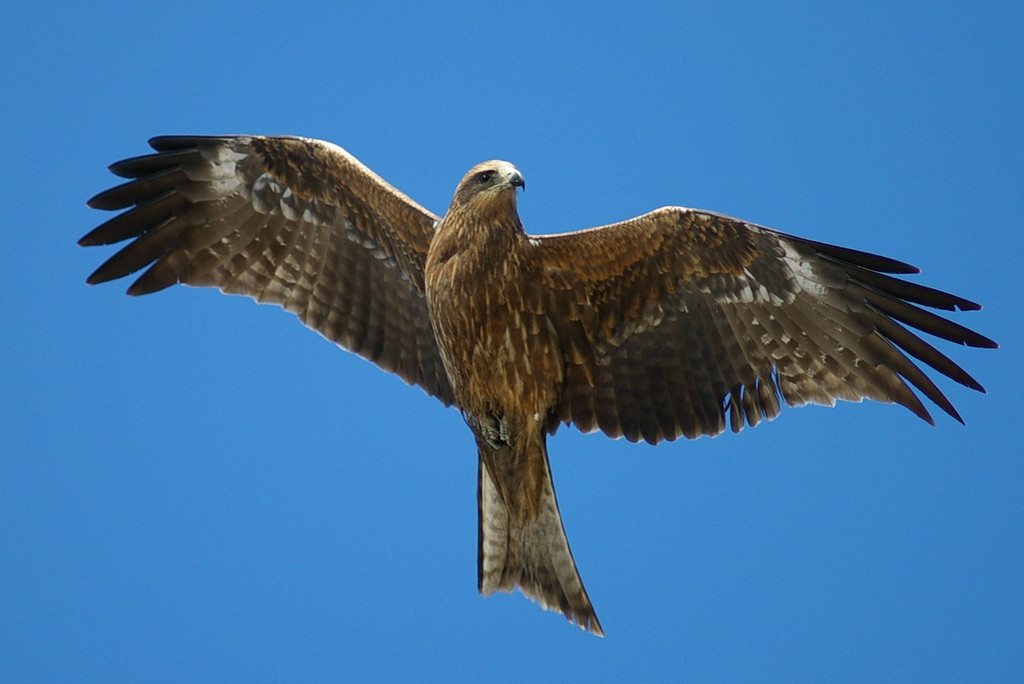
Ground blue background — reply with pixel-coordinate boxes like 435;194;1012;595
3;2;1021;681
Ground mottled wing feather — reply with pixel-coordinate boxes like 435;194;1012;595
531;207;995;443
82;135;453;404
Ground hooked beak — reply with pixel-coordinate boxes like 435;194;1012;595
509;170;525;191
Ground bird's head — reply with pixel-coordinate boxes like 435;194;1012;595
449;160;525;215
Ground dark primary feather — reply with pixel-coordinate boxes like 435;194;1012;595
82;135;454;404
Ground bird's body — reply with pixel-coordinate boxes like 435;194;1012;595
426;161;599;631
81;135;995;636
426;162;558;425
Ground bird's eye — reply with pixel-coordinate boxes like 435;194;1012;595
476;171;493;184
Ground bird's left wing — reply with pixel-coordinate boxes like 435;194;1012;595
528;207;995;444
81;135;453;404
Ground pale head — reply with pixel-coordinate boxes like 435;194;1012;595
449;160;525;212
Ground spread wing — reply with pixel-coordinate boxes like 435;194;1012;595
530;207;996;444
81;135;453;404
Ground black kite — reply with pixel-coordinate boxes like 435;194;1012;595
81;136;996;636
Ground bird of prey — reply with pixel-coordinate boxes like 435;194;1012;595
81;135;995;636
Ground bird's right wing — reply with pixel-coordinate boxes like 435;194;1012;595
529;207;995;444
81;135;454;404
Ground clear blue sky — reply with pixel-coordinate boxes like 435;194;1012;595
3;2;1021;681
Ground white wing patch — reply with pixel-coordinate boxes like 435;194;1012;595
781;239;827;297
251;172;284;214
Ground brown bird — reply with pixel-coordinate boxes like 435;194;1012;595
81;135;996;636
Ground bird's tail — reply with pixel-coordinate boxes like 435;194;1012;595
476;431;603;636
